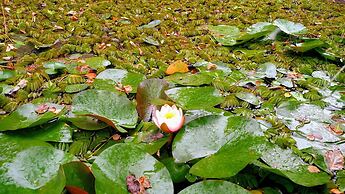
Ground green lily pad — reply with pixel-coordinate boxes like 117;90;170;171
6;121;73;143
43;61;66;75
138;20;161;29
91;143;173;194
256;62;277;79
0;134;72;194
65;84;89;93
172;115;229;163
63;161;95;194
208;25;240;46
291;39;327;52
257;145;330;187
143;36;160;46
66;114;108;130
72;89;138;131
0;103;63;131
235;92;261;106
246;22;276;34
190;116;268;178
43;61;66;70
0;70;16;81
273;19;307;35
165;86;223;110
85;57;111;70
96;68;145;93
178;180;250;194
165;73;213;86
136;79;169;121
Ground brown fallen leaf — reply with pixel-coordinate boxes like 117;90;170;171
126;174;151;194
85;72;97;80
126;174;141;194
325;149;344;171
165;60;189;75
112;134;121;141
206;63;217;70
307;165;320;173
35;104;49;114
330;188;342;194
327;124;344;135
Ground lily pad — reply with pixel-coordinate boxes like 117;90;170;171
0;103;63;131
85;57;111;70
165;86;223;110
257;145;330;187
256;62;277;79
190;116;268;178
65;84;89;93
138;20;161;29
72;89;138;131
6;121;73;143
136;79;169;121
96;68;145;93
172;115;229;163
43;61;66;75
273;19;307;35
143;36;160;46
291;39;327;52
0;70;16;81
66;114;108;130
178;180;250;194
0;134;72;194
235;92;261;106
91;143;173;194
246;22;276;34
164;73;213;86
208;25;240;46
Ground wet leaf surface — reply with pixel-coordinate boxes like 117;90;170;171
0;134;73;193
91;143;173;194
178;180;250;194
172;115;229;163
0;103;63;131
136;79;169;121
72;89;138;130
165;86;223;110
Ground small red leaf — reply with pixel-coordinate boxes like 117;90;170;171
325;149;344;171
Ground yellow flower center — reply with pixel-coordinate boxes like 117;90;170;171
164;112;175;119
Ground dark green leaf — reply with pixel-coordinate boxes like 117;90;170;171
257;145;330;187
208;25;240;46
136;79;169;121
0;103;63;131
165;73;213;86
6;121;73;143
165;86;223;110
0;70;16;81
85;57;111;70
96;68;145;93
172;115;229;163
65;84;89;93
0;134;72;194
178;180;250;194
63;161;95;194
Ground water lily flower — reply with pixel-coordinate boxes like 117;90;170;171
152;104;184;133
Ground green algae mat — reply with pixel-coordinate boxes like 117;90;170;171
0;0;345;193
